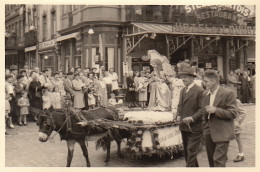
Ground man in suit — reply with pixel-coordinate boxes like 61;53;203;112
201;70;237;167
176;67;204;167
239;71;250;103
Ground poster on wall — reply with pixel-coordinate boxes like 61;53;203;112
206;63;212;68
123;61;128;76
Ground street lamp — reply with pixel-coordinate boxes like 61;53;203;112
44;55;48;60
88;28;94;34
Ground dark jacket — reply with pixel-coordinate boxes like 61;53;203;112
200;86;237;142
177;84;204;132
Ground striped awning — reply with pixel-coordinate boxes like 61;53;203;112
126;22;255;37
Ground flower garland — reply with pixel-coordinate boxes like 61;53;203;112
125;124;183;159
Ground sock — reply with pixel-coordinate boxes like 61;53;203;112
238;153;244;156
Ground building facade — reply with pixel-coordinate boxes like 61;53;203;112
5;5;255;81
5;5;26;69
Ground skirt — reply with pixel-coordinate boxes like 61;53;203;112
73;91;85;109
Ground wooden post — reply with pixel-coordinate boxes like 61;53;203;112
166;35;170;60
122;36;127;87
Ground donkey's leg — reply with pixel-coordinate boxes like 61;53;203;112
66;139;76;167
105;141;111;163
78;140;91;167
116;139;124;159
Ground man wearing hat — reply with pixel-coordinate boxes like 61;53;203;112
10;65;18;82
40;69;53;89
176;67;204;167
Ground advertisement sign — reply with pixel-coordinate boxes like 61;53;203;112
39;39;56;50
123;61;128;76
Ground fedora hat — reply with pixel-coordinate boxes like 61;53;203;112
179;67;197;77
10;65;18;70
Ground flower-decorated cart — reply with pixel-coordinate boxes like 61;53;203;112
123;111;183;159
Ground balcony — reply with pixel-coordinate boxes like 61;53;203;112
24;30;37;47
5;33;18;49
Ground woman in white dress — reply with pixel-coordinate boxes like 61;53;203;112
137;71;148;108
72;73;85;109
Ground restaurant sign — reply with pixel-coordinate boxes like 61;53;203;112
185;5;251;17
172;23;255;35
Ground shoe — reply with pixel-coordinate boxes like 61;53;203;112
9;124;14;129
23;123;27;126
233;155;244;162
18;123;23;126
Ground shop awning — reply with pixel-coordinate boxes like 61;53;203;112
5;50;17;55
126;22;255;37
25;45;36;52
57;32;80;42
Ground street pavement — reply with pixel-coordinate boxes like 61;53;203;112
5;105;255;167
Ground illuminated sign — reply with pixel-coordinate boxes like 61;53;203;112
185;5;251;17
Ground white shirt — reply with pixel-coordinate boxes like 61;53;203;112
207;86;220;106
103;77;113;84
186;82;195;93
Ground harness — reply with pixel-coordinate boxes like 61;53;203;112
46;106;118;141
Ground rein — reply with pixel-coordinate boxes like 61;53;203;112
48;115;70;142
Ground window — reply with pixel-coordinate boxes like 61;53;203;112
51;11;56;37
42;15;47;41
28;11;31;27
105;47;114;70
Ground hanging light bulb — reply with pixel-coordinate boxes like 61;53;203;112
88;28;94;34
150;33;156;39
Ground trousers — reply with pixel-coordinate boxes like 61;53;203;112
181;130;202;167
204;134;229;167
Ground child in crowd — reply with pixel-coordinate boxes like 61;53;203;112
88;89;96;109
52;86;62;109
42;88;52;110
233;98;246;162
5;90;12;134
17;91;30;126
108;93;117;107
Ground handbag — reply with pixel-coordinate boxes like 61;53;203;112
35;87;41;98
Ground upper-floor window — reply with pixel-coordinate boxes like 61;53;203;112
28;11;31;27
42;15;47;41
51;11;56;37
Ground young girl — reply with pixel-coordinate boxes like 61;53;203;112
233;98;246;162
17;91;30;126
52;86;62;109
138;71;148;108
88;89;96;109
108;93;118;107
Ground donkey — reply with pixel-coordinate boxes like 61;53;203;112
37;106;130;167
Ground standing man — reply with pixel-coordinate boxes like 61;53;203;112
201;70;237;167
64;72;75;107
176;67;204;167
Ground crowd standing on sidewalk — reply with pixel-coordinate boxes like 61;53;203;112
5;55;255;167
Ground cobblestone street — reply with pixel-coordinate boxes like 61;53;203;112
5;105;255;167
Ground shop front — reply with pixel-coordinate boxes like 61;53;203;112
25;45;37;69
38;39;57;74
123;22;255;81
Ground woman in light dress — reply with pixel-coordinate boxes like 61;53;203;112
137;71;149;108
72;73;85;109
147;50;172;111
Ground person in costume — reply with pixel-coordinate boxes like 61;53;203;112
147;50;171;111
